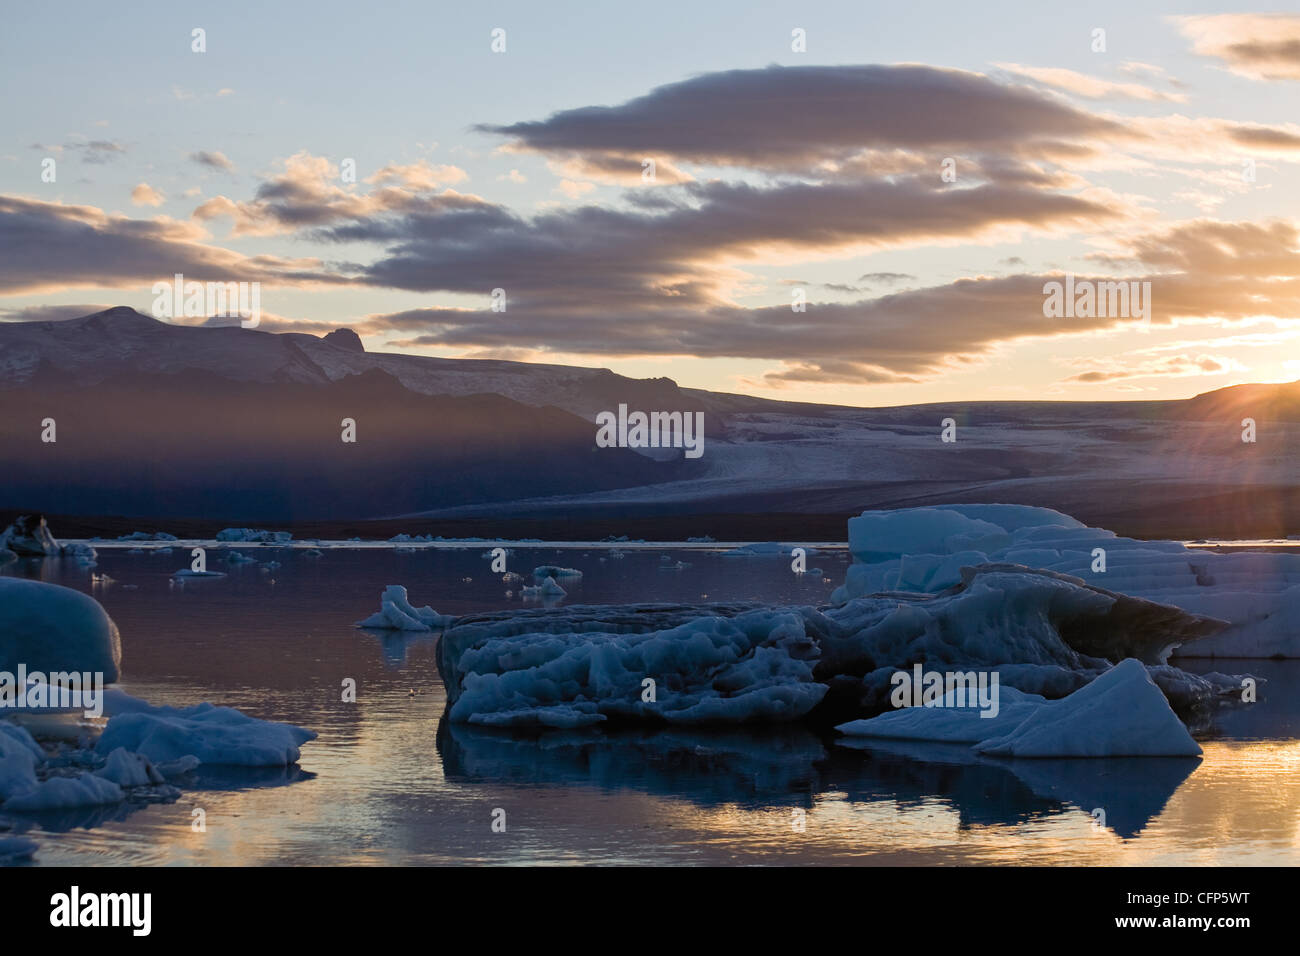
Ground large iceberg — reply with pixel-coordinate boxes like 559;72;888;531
434;564;1238;731
0;578;122;679
832;504;1300;658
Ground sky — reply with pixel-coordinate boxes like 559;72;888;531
3;0;1300;406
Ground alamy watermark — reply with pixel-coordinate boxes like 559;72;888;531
595;404;705;459
890;664;1000;718
0;665;104;718
1042;273;1151;325
152;273;261;328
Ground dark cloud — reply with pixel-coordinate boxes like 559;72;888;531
480;64;1128;170
0;196;338;294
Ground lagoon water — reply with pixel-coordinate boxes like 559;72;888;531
3;544;1298;866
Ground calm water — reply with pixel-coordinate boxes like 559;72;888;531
3;543;1298;866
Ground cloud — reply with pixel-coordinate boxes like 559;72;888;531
1176;14;1300;81
0;303;115;323
190;150;235;172
194;151;489;237
479;64;1128;171
131;183;165;207
0;195;338;295
1062;352;1244;383
366;160;468;190
995;63;1186;102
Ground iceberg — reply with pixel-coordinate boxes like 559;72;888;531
973;659;1202;757
435;563;1234;731
0;578;122;679
0;515;60;556
832;504;1300;658
837;659;1202;758
521;576;566;597
95;700;316;767
533;565;583;580
356;584;453;631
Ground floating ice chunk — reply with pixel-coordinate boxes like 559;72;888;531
521;576;566;597
1;515;59;556
224;550;256;565
356;584;453;631
171;569;226;578
974;659;1202;757
94;747;166;787
62;542;98;566
533;565;582;580
3;772;124;811
833;504;1300;656
445;609;826;728
0;578;122;679
836;686;1046;742
96;702;316;767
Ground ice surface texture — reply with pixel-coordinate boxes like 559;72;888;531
833;504;1300;658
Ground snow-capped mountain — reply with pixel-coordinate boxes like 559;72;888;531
2;307;1298;536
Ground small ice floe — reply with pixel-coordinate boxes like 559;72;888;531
63;542;98;566
302;548;323;558
356;584;453;631
0;515;60;556
171;569;226;579
224;551;257;565
95;694;316;767
262;560;281;570
521;576;566;598
687;536;715;543
117;531;178;542
658;560;692;571
126;547;146;555
533;565;582;580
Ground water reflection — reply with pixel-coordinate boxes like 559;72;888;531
440;721;1197;839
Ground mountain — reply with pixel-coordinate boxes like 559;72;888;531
1;307;1298;538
